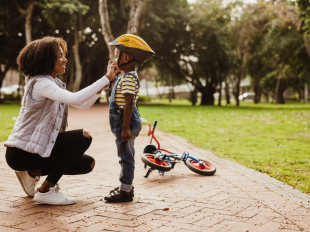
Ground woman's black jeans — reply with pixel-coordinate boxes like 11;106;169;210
6;129;94;184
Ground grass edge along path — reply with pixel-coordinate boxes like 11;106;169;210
139;102;310;195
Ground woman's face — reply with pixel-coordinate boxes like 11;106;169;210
52;47;67;76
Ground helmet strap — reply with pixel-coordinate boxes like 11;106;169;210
117;51;137;69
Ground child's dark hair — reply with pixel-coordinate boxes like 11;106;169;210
17;36;68;77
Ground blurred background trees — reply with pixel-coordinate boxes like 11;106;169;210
0;0;309;105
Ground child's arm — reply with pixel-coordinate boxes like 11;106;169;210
122;94;135;142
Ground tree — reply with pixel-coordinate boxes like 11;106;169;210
261;0;310;102
0;0;27;102
12;0;40;44
41;0;90;92
98;0;115;60
260;20;309;104
98;0;147;60
141;0;235;106
127;0;147;35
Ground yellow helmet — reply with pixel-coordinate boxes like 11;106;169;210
109;34;155;65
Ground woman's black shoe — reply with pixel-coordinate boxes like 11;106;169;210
104;187;134;202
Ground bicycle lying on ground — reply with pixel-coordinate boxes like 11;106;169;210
141;120;216;178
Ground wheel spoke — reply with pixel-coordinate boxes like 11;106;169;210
146;156;169;166
191;160;213;170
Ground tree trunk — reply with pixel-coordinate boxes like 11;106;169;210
191;86;198;106
275;70;283;104
224;81;230;104
235;82;240;106
168;74;172;103
305;82;308;103
276;88;285;104
72;19;83;92
262;90;269;102
12;0;37;44
127;0;147;35
25;2;35;44
302;33;310;60
98;0;115;60
253;75;261;104
156;83;162;99
200;85;214;106
68;48;75;91
295;86;303;101
145;78;148;97
232;74;241;106
218;82;222;106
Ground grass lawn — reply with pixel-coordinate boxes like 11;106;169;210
139;102;310;194
0;103;21;141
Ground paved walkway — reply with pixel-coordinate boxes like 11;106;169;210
0;104;309;232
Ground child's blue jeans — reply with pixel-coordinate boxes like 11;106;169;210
109;104;142;192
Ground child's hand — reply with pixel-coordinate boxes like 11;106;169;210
121;129;132;142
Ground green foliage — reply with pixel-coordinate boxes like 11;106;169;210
41;0;89;15
140;103;310;194
1;0;310;104
297;0;310;38
137;96;151;102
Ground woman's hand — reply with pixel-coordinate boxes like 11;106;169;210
106;60;120;81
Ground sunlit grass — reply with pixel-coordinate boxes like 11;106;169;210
139;98;193;105
0;104;21;142
139;102;310;194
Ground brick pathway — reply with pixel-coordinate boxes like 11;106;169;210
0;104;309;232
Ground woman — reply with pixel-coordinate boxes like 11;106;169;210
4;36;119;205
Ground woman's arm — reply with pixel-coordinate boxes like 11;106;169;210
35;76;109;106
70;84;108;110
33;61;119;106
71;94;100;110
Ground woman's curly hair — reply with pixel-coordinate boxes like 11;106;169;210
17;36;68;77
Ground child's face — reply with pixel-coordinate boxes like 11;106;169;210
114;48;133;70
114;48;123;70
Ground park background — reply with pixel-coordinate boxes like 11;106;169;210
0;0;310;195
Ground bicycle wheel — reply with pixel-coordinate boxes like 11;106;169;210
186;158;216;176
141;154;172;172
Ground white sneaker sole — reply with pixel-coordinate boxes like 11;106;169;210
15;171;34;197
33;197;76;206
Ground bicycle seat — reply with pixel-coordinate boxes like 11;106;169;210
143;144;157;154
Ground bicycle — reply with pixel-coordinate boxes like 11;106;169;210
141;120;216;178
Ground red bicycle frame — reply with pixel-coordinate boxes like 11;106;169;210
148;123;172;154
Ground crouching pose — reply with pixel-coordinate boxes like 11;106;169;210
104;34;155;202
4;36;119;205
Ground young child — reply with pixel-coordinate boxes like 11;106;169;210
104;34;155;202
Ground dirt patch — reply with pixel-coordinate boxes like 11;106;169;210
297;132;310;138
261;119;279;124
217;128;226;133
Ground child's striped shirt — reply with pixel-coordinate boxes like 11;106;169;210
115;71;140;109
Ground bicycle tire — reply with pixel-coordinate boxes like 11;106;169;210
141;153;172;172
186;158;216;176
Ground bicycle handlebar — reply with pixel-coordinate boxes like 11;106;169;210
153;120;157;129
